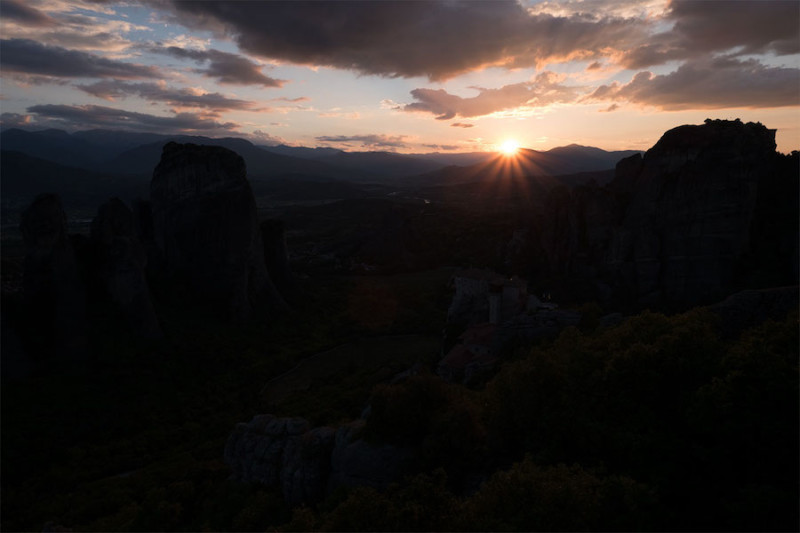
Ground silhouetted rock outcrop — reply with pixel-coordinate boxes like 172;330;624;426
90;198;161;338
224;415;412;505
224;415;335;505
150;142;284;319
532;119;799;309
20;193;86;359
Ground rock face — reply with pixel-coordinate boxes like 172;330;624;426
224;415;411;505
327;420;412;491
532;119;799;309
90;198;161;338
224;415;334;505
150;142;283;319
20;193;86;358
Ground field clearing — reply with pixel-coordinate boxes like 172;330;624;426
261;334;442;424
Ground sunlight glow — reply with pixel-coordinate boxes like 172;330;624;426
499;139;520;156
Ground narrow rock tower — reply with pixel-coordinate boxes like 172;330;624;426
150;142;284;320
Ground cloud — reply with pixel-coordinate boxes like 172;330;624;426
76;80;261;112
527;0;668;19
250;129;286;145
26;103;238;133
451;122;475;128
422;143;460;151
162;0;646;81
0;38;159;78
271;96;310;103
1;0;57;27
0;112;34;128
315;134;409;149
318;109;360;119
2;3;149;53
599;103;620;112
588;57;800;110
154;46;285;87
380;99;401;110
621;0;800;68
404;72;579;119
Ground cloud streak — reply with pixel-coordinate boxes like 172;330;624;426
153;46;285;87
26;103;238;133
0;38;159;79
76;80;261;112
316;134;409;149
1;0;57;27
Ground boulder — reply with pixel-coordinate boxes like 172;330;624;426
20;193;86;359
224;415;413;505
224;414;335;505
327;420;412;491
90;198;161;338
150;142;284;320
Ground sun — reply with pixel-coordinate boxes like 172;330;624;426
499;139;520;156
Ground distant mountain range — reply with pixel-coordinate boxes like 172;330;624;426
0;127;642;211
400;146;640;188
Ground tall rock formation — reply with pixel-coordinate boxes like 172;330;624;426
19;193;87;359
532;119;798;309
90;198;161;338
150;142;284;320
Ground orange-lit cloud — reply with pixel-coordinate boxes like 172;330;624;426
589;57;800;110
162;1;646;81
404;72;579;120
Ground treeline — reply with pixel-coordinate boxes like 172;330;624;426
282;308;798;531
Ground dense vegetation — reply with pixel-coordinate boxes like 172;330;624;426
3;243;797;533
293;309;797;532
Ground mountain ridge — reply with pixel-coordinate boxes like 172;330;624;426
1;127;642;184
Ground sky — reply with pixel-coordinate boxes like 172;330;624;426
1;0;798;153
